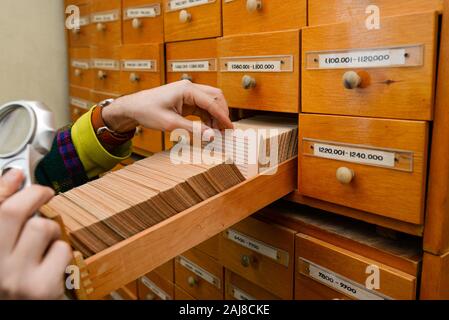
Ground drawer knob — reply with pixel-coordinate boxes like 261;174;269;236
242;75;256;90
97;70;107;80
72;28;81;35
181;73;193;82
187;276;198;287
145;293;156;300
342;71;362;90
246;0;262;12
336;167;355;184
135;126;143;136
179;10;192;23
73;108;80;116
96;22;106;32
241;255;251;268
74;69;82;77
129;73;140;83
132;18;142;29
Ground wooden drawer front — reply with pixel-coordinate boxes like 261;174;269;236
218;30;300;113
302;12;438;120
70;106;88;122
163;0;221;42
175;285;196;300
309;0;443;26
295;273;350;300
196;235;219;260
166;39;218;87
296;234;417;300
223;0;307;36
69;48;93;89
175;249;224;300
91;90;121;104
123;0;164;44
69;86;93;121
299;114;428;225
220;217;295;299
91;46;121;94
225;270;280;300
120;44;165;95
67;1;92;47
133;127;163;154
138;273;174;300
91;0;122;46
154;260;175;283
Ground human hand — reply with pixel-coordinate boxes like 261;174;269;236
102;80;234;133
0;170;72;300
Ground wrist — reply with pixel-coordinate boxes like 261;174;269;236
102;98;139;133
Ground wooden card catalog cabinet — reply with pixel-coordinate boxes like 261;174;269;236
222;0;307;36
69;86;94;122
69;48;93;89
122;0;164;44
175;249;224;300
218;30;300;113
163;0;222;42
298;114;429;225
91;46;122;94
66;0;92;47
302;12;438;120
91;0;122;46
225;270;280;300
120;44;165;94
220;217;296;299
308;0;443;26
166;39;218;86
138;273;174;300
296;234;418;300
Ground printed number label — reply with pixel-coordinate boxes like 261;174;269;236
318;49;406;69
227;61;281;72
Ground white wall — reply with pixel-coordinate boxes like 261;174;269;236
0;0;69;127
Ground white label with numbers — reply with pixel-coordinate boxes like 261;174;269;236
227;61;281;72
172;61;210;72
141;277;171;300
232;287;255;301
70;97;90;110
179;256;220;288
227;229;279;261
123;60;154;70
79;16;90;26
305;261;388;300
313;143;396;168
318;48;406;69
92;12;119;23
169;0;209;10
92;59;119;70
71;60;90;69
126;7;157;18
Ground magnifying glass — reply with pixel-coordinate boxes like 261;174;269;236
0;101;56;188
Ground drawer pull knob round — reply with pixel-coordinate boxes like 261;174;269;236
336;167;355;184
181;73;193;82
187;276;198;287
132;18;142;29
179;10;192;23
129;73;140;83
73;108;80;116
343;71;362;89
135;127;143;136
242;75;256;89
246;0;262;12
74;69;82;77
241;255;251;268
96;23;106;32
145;293;156;300
97;70;107;80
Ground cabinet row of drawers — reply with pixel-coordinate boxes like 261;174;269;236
70;9;439;119
107;203;422;300
67;0;442;47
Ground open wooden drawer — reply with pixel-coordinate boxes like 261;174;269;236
42;158;297;299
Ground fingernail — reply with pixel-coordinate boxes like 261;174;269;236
2;169;23;183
